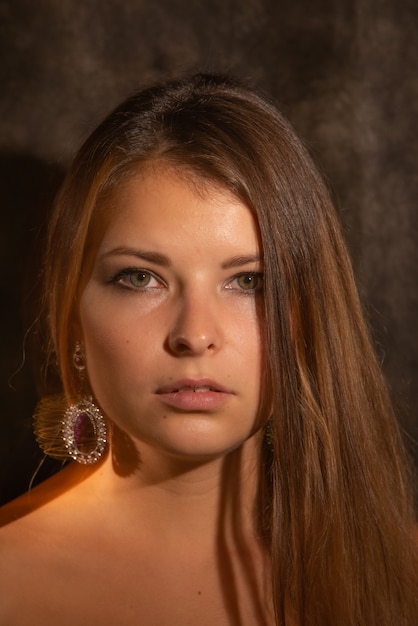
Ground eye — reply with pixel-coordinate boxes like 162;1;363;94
226;272;264;292
110;268;164;290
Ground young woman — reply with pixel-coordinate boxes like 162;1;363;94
0;73;416;625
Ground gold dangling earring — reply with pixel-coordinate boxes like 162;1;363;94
33;342;108;464
73;341;86;372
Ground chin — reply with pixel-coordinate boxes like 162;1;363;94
110;409;260;466
140;427;256;465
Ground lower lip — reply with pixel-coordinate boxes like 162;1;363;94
156;391;231;411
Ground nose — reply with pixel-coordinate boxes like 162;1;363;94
167;290;222;356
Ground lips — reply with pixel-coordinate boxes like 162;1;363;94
156;379;230;394
155;379;233;411
175;386;212;392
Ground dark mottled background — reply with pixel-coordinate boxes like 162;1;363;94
0;0;417;505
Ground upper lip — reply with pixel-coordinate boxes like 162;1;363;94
156;378;232;394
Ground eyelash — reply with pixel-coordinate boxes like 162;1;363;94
225;272;264;293
109;268;264;293
109;268;165;290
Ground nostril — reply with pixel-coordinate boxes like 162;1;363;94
168;335;194;354
175;340;193;353
168;333;217;355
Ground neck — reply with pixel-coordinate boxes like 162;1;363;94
87;429;264;551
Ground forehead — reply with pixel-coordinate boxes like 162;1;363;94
110;162;242;213
95;165;261;255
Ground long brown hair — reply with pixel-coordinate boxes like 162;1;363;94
40;73;417;624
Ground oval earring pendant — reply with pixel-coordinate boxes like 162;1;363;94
62;398;107;464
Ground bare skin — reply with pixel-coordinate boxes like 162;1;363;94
0;169;274;625
0;432;273;625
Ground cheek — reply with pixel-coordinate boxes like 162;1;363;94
81;304;118;360
231;307;263;360
79;300;167;405
79;294;128;385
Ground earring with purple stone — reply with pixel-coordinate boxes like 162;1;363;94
34;394;108;464
33;342;108;464
62;397;107;464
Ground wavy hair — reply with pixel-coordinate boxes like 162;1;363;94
39;73;417;624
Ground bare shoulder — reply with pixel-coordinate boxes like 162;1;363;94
0;469;73;570
0;462;101;545
0;482;57;552
0;491;55;623
0;465;100;624
0;464;86;532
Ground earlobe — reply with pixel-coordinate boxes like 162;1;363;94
73;341;86;372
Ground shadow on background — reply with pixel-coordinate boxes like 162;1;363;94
0;154;65;505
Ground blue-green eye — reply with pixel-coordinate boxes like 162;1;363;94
227;272;264;292
127;271;152;288
110;268;162;290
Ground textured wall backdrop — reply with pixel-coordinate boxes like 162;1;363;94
0;0;417;504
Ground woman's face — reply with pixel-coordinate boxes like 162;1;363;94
79;166;264;461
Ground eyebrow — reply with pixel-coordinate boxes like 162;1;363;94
102;247;171;266
102;247;261;269
221;255;261;269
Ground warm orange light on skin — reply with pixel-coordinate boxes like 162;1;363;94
79;166;266;465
